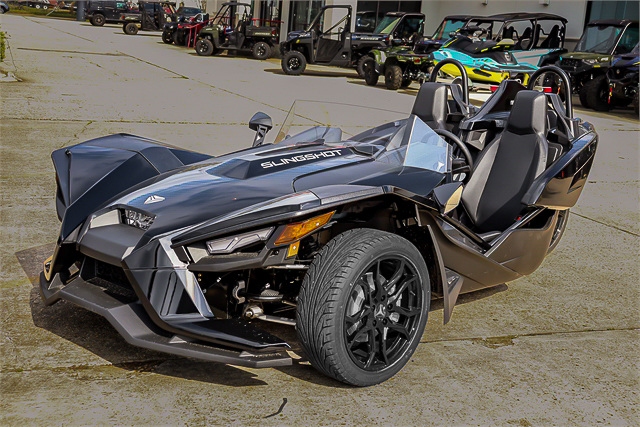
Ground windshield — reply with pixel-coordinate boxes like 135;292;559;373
575;25;622;54
432;18;467;40
374;16;400;34
177;7;200;15
272;101;451;174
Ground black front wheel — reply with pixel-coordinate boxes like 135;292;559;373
356;55;369;78
362;58;379;86
162;31;173;44
91;14;105;26
547;210;569;254
585;75;612;112
281;51;307;76
252;41;271;60
385;64;403;90
297;229;430;386
123;23;138;35
195;39;215;56
173;30;185;46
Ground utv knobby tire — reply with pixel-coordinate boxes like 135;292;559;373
195;39;214;56
585;75;612;112
162;30;173;44
296;228;430;387
362;58;379;86
385;64;403;90
124;23;138;35
547;210;569;254
173;30;185;46
579;84;590;108
282;51;306;75
91;13;105;26
356;55;369;78
252;41;271;60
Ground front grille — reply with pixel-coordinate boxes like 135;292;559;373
560;59;580;68
85;258;139;304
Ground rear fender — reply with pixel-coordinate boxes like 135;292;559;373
53;134;212;239
522;131;597;209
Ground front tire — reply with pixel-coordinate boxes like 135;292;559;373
356;55;369;78
297;229;430;386
362;58;379;86
162;30;173;44
123;23;138;35
91;14;105;26
173;30;185;46
585;75;612;111
195;38;215;56
281;51;306;75
252;41;271;60
547;210;569;254
385;64;403;90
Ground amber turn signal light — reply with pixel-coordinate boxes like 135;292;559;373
275;211;335;246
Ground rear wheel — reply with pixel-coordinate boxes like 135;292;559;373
362;58;379;86
162;30;173;44
297;229;430;386
252;41;271;60
124;23;138;35
356;55;369;78
173;30;185;46
401;78;411;88
385;64;403;90
195;38;215;56
282;51;306;75
585;75;612;111
91;14;105;26
547;210;569;254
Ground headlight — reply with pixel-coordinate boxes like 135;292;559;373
122;209;155;231
206;227;274;254
274;211;334;245
583;59;597;65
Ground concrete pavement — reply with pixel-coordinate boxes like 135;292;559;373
0;14;638;426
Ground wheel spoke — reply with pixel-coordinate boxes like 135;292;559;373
379;327;389;365
348;323;373;348
388;275;416;303
345;306;371;326
364;328;377;368
391;305;421;318
384;259;405;292
387;322;410;339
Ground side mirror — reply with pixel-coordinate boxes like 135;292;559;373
249;112;273;146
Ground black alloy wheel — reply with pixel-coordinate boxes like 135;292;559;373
124;23;138;35
195;39;214;56
297;228;429;386
281;51;306;75
162;30;173;44
91;14;105;26
252;41;271;60
344;256;423;371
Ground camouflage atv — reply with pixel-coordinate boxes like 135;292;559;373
362;44;435;90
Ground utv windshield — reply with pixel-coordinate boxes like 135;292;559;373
374;16;400;34
575;25;623;54
432;18;467;40
273;101;451;174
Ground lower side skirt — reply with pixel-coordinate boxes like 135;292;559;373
39;273;292;368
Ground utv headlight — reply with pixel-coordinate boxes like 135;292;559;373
583;59;597;65
122;209;155;231
206;227;274;254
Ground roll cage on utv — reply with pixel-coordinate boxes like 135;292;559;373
458;13;568;66
558;20;639;110
280;6;424;76
194;2;279;60
121;0;176;35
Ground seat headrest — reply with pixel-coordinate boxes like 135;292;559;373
411;82;448;130
506;91;547;136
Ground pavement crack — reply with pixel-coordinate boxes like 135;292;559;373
263;398;288;419
17;47;125;57
570;211;638;237
420;326;639;346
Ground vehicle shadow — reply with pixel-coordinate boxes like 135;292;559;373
263;68;360;80
17;242;506;388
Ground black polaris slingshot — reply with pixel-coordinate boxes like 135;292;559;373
40;62;597;386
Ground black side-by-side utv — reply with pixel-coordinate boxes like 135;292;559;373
279;6;425;77
121;0;176;35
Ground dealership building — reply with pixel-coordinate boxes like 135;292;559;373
200;0;638;44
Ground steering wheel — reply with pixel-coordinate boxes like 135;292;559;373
434;129;473;182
